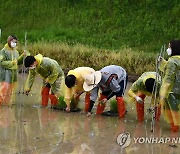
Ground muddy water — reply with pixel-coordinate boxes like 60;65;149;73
0;76;179;154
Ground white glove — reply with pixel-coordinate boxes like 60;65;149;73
157;56;163;62
135;96;143;104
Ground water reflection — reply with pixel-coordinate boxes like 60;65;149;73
0;76;179;153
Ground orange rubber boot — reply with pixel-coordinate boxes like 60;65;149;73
166;110;179;132
96;94;107;114
155;105;161;121
41;87;50;107
136;94;146;122
170;123;179;132
84;93;90;112
171;111;179;132
116;97;126;118
49;94;58;107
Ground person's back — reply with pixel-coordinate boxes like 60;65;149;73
130;72;157;96
64;67;95;112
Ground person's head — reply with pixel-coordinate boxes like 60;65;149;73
167;40;180;56
24;56;37;69
7;35;18;48
65;75;76;88
145;78;155;93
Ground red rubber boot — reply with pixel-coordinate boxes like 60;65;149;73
41;87;50;107
96;94;107;114
84;93;90;112
49;94;58;107
136;94;146;122
116;97;126;118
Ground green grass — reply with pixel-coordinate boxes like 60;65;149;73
0;0;179;52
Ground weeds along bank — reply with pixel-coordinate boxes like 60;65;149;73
0;42;156;78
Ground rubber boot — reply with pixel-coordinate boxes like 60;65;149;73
49;94;58;107
96;94;107;114
84;93;90;112
155;105;161;121
116;97;126;118
136;103;144;122
166;110;179;132
170;123;179;132
136;94;146;122
41;87;50;107
171;111;179;132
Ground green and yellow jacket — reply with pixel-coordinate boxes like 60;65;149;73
0;44;24;83
160;56;180;99
25;54;64;91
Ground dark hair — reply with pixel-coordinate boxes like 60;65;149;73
170;40;180;56
24;56;36;67
7;35;18;43
145;78;155;93
10;35;18;40
65;75;76;88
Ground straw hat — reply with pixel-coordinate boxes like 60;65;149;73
83;71;102;91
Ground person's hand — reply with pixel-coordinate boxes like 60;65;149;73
157;56;163;62
100;98;107;105
23;50;30;56
87;112;92;117
23;50;27;56
45;79;49;84
12;60;17;65
135;96;143;104
66;106;70;112
25;89;30;96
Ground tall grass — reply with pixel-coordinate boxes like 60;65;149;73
0;41;157;77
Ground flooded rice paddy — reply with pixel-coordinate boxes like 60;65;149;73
0;76;179;154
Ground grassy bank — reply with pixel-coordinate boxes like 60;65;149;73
0;0;179;52
0;42;157;78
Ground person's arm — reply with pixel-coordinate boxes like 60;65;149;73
0;50;17;69
24;69;36;93
158;57;168;73
128;89;136;99
128;80;144;103
109;78;122;98
64;86;73;111
88;86;99;113
17;50;30;65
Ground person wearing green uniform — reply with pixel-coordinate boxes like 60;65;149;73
128;72;161;122
24;54;64;107
159;40;180;132
0;35;26;106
